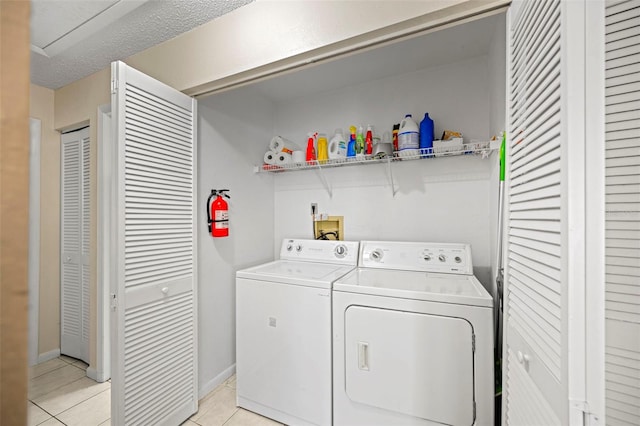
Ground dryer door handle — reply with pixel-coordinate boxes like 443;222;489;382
358;341;370;371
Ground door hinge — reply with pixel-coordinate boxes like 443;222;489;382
110;293;117;310
472;333;476;353
110;79;118;94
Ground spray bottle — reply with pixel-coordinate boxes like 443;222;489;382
356;126;365;158
365;125;374;155
306;132;317;163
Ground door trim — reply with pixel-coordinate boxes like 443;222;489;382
28;118;41;367
91;104;112;382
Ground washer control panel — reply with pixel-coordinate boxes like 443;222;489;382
280;239;359;265
360;241;473;274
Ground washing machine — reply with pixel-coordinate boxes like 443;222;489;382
236;238;359;426
332;241;493;426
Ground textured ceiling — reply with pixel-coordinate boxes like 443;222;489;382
30;0;255;89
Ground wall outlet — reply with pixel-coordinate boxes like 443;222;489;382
311;203;317;215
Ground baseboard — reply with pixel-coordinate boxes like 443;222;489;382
37;349;60;364
199;364;236;400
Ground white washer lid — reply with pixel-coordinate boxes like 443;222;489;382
236;260;356;289
334;268;493;307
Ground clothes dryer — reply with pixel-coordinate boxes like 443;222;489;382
236;238;359;426
333;241;493;426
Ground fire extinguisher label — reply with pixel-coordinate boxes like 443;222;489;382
214;210;229;229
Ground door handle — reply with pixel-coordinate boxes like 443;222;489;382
358;342;369;371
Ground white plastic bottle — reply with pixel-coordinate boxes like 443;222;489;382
328;128;347;159
398;114;419;151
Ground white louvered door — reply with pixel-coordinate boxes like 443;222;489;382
61;127;90;364
605;1;640;425
504;0;588;424
110;61;197;426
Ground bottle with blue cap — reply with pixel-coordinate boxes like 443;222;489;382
419;113;434;155
398;114;419;151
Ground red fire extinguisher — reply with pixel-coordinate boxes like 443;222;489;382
207;189;230;237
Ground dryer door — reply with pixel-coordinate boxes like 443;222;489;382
344;306;475;425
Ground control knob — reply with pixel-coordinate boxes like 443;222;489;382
370;249;383;262
454;256;462;263
296;245;303;252
286;244;293;252
438;254;447;262
335;244;347;258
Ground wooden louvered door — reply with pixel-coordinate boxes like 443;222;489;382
110;61;197;425
605;1;640;425
504;0;589;424
61;126;90;364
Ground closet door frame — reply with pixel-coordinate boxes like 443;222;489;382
584;1;605;424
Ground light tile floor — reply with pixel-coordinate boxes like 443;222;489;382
28;357;281;426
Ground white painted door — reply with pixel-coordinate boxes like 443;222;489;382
61;126;90;364
110;61;197;425
604;1;640;424
504;0;588;424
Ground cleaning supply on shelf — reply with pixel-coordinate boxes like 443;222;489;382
264;151;277;165
270;136;299;154
317;133;328;164
419;113;434;156
398;114;419;151
356;126;365;158
292;150;305;163
306;133;317;163
365;125;374;155
328;128;347;159
392;123;400;152
347;126;357;158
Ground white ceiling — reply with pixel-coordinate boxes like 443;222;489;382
30;0;254;89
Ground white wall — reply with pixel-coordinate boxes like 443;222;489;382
272;55;491;147
197;89;275;396
272;56;497;289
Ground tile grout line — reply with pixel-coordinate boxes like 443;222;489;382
30;363;69;380
220;407;240;426
53;387;112;420
30;399;65;426
32;375;107;418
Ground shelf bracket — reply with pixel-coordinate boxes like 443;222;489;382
315;163;333;198
386;157;397;197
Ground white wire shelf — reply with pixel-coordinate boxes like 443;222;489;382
254;141;498;174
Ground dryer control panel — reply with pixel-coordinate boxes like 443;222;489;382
280;239;359;265
359;241;473;275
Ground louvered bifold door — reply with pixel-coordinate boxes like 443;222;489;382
504;0;587;424
605;1;640;425
111;61;197;426
61;127;90;364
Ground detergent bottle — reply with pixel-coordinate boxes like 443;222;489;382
398;114;419;151
328;128;347;159
419;113;434;155
317;133;328;164
347;126;357;158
